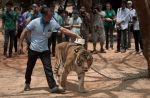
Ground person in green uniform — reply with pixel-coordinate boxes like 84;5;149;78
104;3;116;50
2;2;18;58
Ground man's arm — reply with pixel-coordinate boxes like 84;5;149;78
72;24;81;28
18;28;30;53
60;27;81;39
1;20;4;34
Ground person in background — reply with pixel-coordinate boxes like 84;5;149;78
69;9;82;41
104;2;116;50
62;11;71;42
14;7;24;54
115;0;130;53
22;5;32;28
92;5;106;54
56;6;65;43
2;2;18;58
127;0;136;49
24;4;42;52
18;6;81;93
30;4;42;20
132;13;143;53
80;6;91;50
48;6;64;57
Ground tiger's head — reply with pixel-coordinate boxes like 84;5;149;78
75;50;93;72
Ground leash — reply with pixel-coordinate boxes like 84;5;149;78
90;65;121;80
90;65;148;81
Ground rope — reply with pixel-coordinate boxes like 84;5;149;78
90;65;121;80
91;65;148;81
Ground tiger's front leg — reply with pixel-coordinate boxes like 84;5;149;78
78;73;87;93
60;67;69;90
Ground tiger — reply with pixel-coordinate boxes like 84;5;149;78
54;42;93;93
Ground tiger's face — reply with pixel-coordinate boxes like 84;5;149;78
76;51;93;72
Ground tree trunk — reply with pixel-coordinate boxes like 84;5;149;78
134;0;150;76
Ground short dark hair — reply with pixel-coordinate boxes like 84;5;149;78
121;0;127;5
6;1;13;6
41;6;53;15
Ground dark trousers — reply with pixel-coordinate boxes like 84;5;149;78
57;33;62;43
14;27;23;52
25;49;57;89
48;32;57;55
117;29;127;51
81;29;89;50
63;34;70;42
4;30;15;55
133;30;143;52
105;26;114;49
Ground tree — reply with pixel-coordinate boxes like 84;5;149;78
134;0;150;77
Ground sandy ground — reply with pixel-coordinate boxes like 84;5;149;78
0;31;150;98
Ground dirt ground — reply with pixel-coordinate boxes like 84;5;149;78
0;29;150;97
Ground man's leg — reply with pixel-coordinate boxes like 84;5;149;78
3;30;9;57
110;26;114;49
9;30;15;57
39;51;65;93
25;49;38;90
39;50;57;89
133;30;139;52
116;29;121;52
52;32;57;57
138;31;143;51
92;36;97;53
83;32;89;50
122;29;127;52
105;26;109;50
127;27;131;48
57;32;62;44
14;33;18;53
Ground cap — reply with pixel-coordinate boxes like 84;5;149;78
74;38;85;45
127;1;133;4
32;4;38;8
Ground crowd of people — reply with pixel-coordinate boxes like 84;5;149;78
1;0;143;58
0;0;144;93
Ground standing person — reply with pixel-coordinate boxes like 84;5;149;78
92;6;106;54
115;0;130;53
80;6;90;50
56;6;65;43
104;3;116;50
18;6;81;93
132;13;143;53
69;10;82;41
14;7;24;54
2;2;18;58
63;11;71;42
30;4;42;20
127;0;136;49
48;7;64;57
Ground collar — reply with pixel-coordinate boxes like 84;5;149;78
40;17;49;25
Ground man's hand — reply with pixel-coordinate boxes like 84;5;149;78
15;29;18;36
1;29;4;35
18;44;24;54
76;35;82;39
106;18;113;22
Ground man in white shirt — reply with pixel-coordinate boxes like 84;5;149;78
127;0;136;48
115;0;130;53
132;12;143;53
